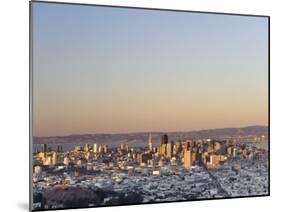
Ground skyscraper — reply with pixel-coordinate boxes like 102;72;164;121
103;144;108;154
93;143;98;153
166;142;173;159
41;144;47;153
84;143;89;152
161;134;168;156
184;150;192;170
148;134;153;151
41;144;47;158
56;145;63;153
161;134;168;145
52;152;57;165
120;143;129;152
161;143;167;156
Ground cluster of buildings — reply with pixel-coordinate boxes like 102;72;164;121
32;134;268;210
33;134;267;176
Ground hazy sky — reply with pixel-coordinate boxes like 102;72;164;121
32;2;268;136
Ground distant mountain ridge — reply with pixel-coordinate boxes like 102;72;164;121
180;125;268;138
33;125;268;145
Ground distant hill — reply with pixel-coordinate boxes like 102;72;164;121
180;125;268;138
33;125;268;146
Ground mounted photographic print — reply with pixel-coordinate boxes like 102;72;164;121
30;1;270;211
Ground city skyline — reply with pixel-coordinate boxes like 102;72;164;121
33;130;269;210
32;2;268;136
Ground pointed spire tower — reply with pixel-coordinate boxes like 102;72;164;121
148;133;153;151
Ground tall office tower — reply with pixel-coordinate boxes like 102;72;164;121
173;143;178;156
41;144;47;159
93;143;98;153
174;141;182;156
148;134;153;151
103;145;108;154
84;144;89;152
160;134;168;156
41;144;47;153
120;143;129;152
98;145;102;153
166;142;173;159
52;152;57;165
161;143;167;156
56;145;63;153
161;134;168;145
184;150;192;170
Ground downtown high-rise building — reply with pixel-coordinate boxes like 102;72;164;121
41;144;47;159
120;143;129;152
56;145;63;153
93;143;98;153
166;142;173;159
41;144;47;153
161;144;167;156
184;150;192;170
161;134;168;157
161;134;168;145
148;134;153;152
84;144;89;152
52;152;57;165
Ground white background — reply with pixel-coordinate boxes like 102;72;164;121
0;0;279;211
